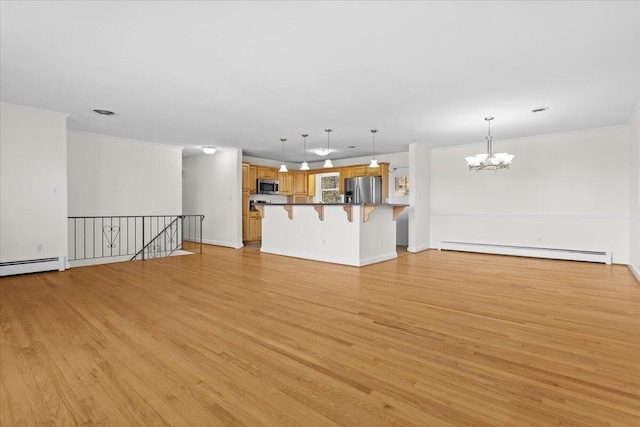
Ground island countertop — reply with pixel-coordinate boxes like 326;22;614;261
254;203;407;223
263;203;408;207
256;203;407;266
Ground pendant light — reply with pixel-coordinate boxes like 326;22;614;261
300;134;310;170
369;129;379;168
279;138;288;172
465;117;514;171
323;129;333;168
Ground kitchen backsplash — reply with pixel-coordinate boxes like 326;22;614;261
249;194;288;204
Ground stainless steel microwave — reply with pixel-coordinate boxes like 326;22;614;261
257;179;279;194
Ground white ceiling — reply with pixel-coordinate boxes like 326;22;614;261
1;1;639;162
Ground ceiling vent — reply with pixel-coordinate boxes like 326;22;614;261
92;109;115;116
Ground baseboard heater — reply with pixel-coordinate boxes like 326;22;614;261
0;257;66;277
439;241;612;265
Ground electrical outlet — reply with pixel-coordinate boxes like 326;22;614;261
35;244;44;252
380;239;384;245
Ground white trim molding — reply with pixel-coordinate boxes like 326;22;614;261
629;264;640;284
0;256;66;276
440;241;612;264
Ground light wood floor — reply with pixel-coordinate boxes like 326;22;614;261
1;246;639;426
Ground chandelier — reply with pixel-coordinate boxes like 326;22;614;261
465;117;514;171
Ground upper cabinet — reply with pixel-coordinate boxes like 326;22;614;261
338;167;354;194
245;161;389;202
352;165;368;177
249;166;257;193
278;171;293;195
293;171;307;195
242;163;250;191
257;166;278;180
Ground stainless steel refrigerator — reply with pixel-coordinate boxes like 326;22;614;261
344;176;382;204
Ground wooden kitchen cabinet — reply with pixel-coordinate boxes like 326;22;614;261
307;174;316;197
291;195;308;204
278;171;293;195
249;211;262;241
242;163;250;191
249;166;257;193
338;167;353;194
242;190;250;241
257;167;278;180
353;165;369;177
243;216;250;241
293;171;307;195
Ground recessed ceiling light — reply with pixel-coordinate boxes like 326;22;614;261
531;107;549;113
92;108;115;116
202;146;217;154
347;145;357;149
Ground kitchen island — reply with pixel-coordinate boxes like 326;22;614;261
254;203;407;267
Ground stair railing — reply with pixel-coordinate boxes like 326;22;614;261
67;215;204;263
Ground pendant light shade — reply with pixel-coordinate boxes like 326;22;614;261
369;129;379;168
279;138;288;172
300;134;310;170
323;129;333;168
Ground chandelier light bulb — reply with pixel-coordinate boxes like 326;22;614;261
464;117;514;171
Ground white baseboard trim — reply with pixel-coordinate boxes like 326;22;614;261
440;241;612;264
200;238;243;249
260;247;397;267
629;264;640;284
359;253;398;266
0;256;65;276
407;244;431;253
69;255;132;268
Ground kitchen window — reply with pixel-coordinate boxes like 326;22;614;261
315;173;341;203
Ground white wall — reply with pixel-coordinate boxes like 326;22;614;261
629;103;640;279
430;126;631;264
67;131;182;216
183;150;243;248
408;144;430;252
0;102;68;263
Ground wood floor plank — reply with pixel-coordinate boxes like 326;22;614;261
1;245;639;426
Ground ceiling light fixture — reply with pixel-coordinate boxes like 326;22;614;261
92;108;115;116
369;129;379;168
279;138;288;173
323;129;333;168
300;134;310;170
202;146;217;154
465;117;514;171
